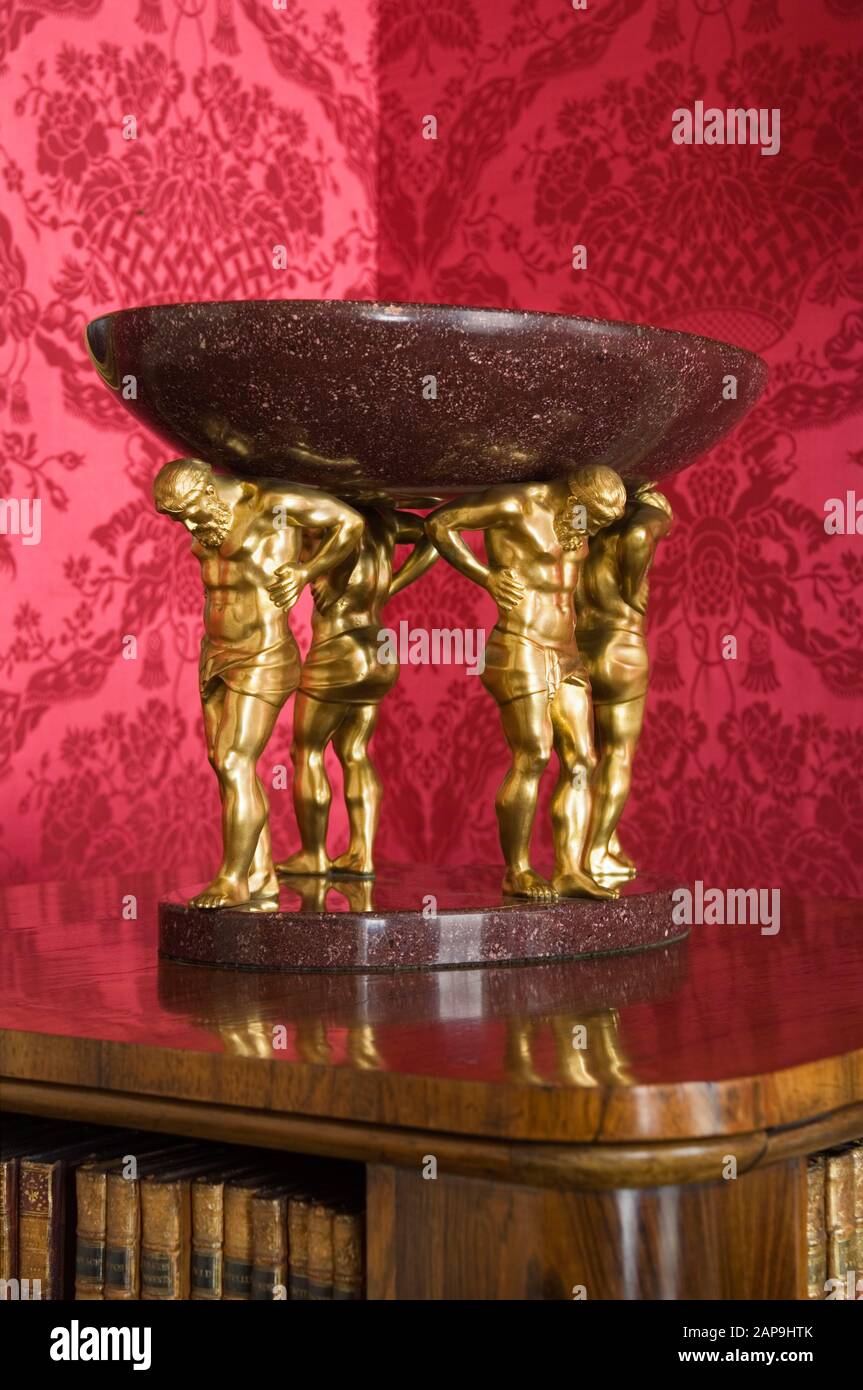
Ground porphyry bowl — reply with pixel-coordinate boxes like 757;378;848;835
86;299;768;498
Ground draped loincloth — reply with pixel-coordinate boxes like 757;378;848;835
480;627;589;706
300;626;399;705
199;632;301;707
576;625;648;705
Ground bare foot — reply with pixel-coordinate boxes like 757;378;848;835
330;848;375;878
554;869;619;901
502;868;558;903
189;875;249;910
276;849;330;877
587;849;637;881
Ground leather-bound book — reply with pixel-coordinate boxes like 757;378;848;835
806;1156;827;1300
104;1143;203;1301
332;1203;365;1301
191;1172;227;1300
191;1162;262;1301
140;1154;234;1300
1;1149;25;1284
76;1138;189;1301
825;1148;856;1299
75;1158;117;1300
307;1200;335;1300
18;1130;133;1300
851;1141;863;1281
140;1170;192;1301
223;1171;284;1301
1;1122;64;1283
251;1184;293;1300
287;1192;312;1300
141;1150;240;1301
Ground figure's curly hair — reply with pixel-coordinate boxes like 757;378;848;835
569;464;627;515
153;458;213;515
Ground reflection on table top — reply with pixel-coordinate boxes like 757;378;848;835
1;867;861;1143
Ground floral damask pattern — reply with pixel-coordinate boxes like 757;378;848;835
0;0;375;883
369;0;863;898
0;0;860;898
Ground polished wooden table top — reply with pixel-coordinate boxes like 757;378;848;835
1;870;861;1146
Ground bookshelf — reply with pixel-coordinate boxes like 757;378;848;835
2;871;862;1299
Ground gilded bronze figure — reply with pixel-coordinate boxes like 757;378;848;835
85;299;768;967
277;502;437;879
427;465;627;903
153;459;363;909
577;483;673;884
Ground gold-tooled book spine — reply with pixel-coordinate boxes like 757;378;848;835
75;1166;108;1300
18;1161;56;1297
251;1192;289;1301
307;1202;334;1301
288;1196;311;1300
191;1179;225;1300
0;1157;18;1282
825;1150;855;1299
806;1157;826;1300
223;1185;255;1301
141;1178;191;1300
851;1143;863;1283
333;1210;364;1300
104;1171;140;1300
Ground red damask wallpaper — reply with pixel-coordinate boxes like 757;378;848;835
0;0;860;896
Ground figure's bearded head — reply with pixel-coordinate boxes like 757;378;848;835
153;458;234;549
563;465;627;539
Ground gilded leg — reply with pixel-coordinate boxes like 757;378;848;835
330;702;381;877
587;696;645;881
277;692;346;876
549;681;618;900
191;686;282;909
496;693;557;902
248;818;279;900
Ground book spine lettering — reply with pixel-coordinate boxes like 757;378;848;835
104;1173;139;1301
75;1167;108;1299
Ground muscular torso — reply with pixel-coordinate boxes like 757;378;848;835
196;492;300;650
487;488;585;644
309;505;397;640
577;506;664;635
577;528;644;635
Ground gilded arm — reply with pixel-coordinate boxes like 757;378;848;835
388;511;439;600
426;489;525;610
618;505;672;612
267;488;364;610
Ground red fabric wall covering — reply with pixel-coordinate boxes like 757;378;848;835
0;0;860;896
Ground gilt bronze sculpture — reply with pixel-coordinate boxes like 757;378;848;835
152;458;362;909
577;482;673;884
427;465;628;903
85;299;767;970
277;501;437;880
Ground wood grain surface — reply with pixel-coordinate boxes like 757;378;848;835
1;871;862;1156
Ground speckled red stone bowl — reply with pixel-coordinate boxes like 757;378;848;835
86;300;767;499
